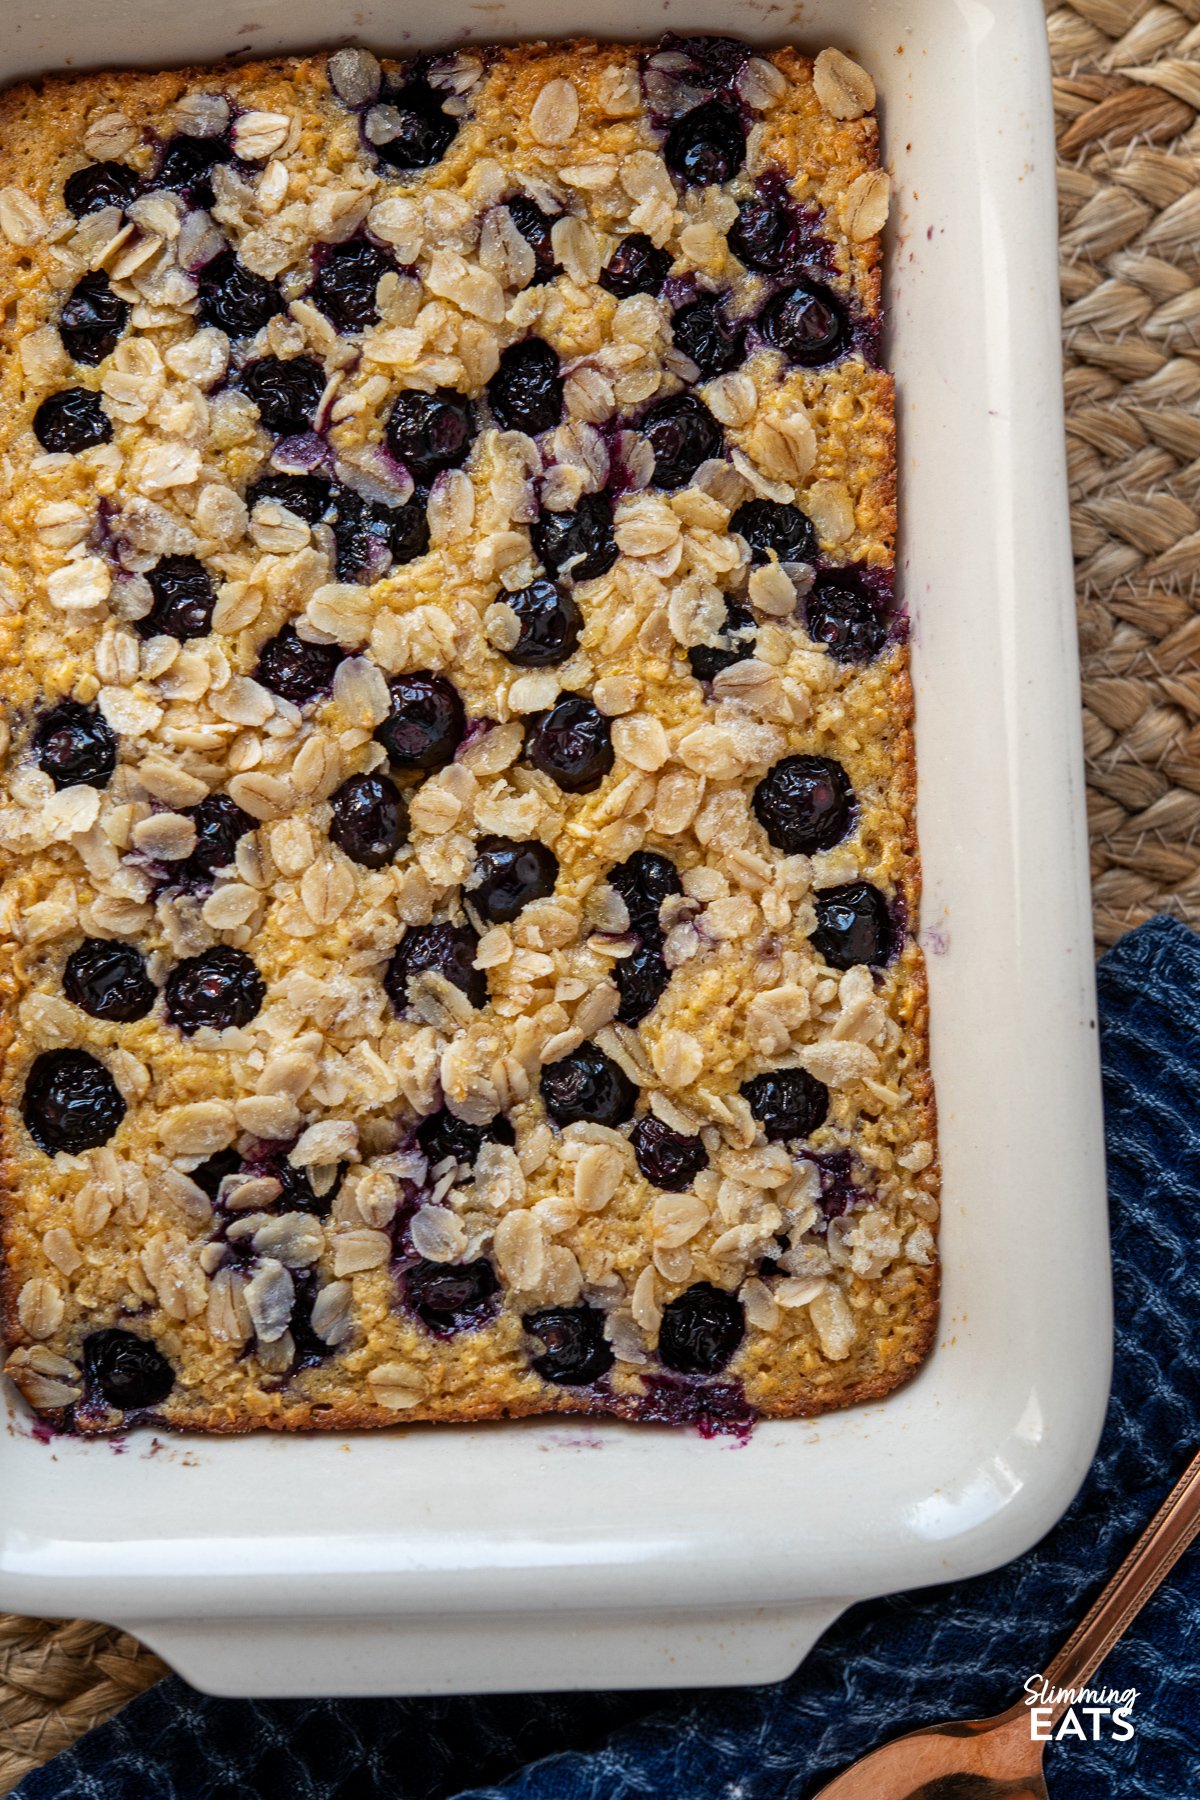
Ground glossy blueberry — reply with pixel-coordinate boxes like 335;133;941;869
741;1066;829;1141
664;99;745;186
631;1114;709;1190
190;1147;241;1200
505;195;560;284
607;850;681;938
238;356;326;438
487;337;563;436
753;754;855;855
417;1109;514;1170
137;554;216;641
598;232;672;299
502;578;582;668
22;1049;126;1155
63;161;141;218
59;273;130;365
63;938;156;1023
759;278;849;367
687;599;755;683
33;388;112;454
175;793;253;888
373;79;458;171
246;473;334;526
255;624;344;706
640;393;723;491
165;946;266;1033
404;1257;499;1335
329;772;408;868
374;671;465;771
730;499;817;567
155;133;231;209
728;197;798;274
811;881;893;970
195;250;284;338
242;1150;336;1218
525;696;613;793
658;1282;744;1375
671;294;745;376
805;573;889;664
289;1277;334;1371
311;238;395;329
83;1328;173;1410
531;493;618;585
540;1043;636;1128
385;387;474;480
525;1306;614;1386
615;943;671;1025
385;921;486;1013
34;702;117;790
470;836;558;923
333;489;429;584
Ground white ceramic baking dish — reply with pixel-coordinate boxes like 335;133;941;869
0;0;1109;1698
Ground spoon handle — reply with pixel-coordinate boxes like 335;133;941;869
1038;1443;1200;1708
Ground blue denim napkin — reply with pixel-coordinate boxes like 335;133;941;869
15;914;1200;1800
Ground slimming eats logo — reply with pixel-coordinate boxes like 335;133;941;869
1023;1674;1138;1742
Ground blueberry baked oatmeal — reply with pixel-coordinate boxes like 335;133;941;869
0;34;938;1434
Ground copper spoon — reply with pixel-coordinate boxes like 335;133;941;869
813;1443;1200;1800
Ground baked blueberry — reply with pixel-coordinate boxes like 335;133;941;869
753;755;855;855
502;578;582;667
505;194;560;284
22;1049;126;1155
487;337;563;436
417;1109;514;1170
375;671;465;770
671;294;745;376
805;573;889;664
374;79;458;170
759;279;849;367
470;836;558;923
175;793;253;888
731;499;817;567
384;921;486;1012
599;232;672;299
658;1282;744;1375
525;696;613;793
404;1257;499;1335
238;356;326;438
540;1043;636;1128
83;1328;173;1410
333;489;430;583
664;99;745;186
63;161;141;218
165;946;266;1033
741;1067;829;1141
525;1306;614;1385
727;196;805;275
239;1150;336;1218
195;250;284;338
137;554;216;641
255;624;345;705
63;938;156;1022
33;388;112;454
288;1277;334;1371
59;273;130;366
155;133;231;209
190;1146;241;1200
631;1114;709;1190
246;473;334;526
34;701;116;790
640;393;722;490
687;599;755;683
531;493;618;584
615;943;671;1025
607;850;682;938
811;881;893;969
311;238;395;329
328;772;408;868
385;387;474;480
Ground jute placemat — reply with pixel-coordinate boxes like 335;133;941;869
1;3;1197;1789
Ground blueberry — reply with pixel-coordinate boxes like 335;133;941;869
329;772;408;868
34;701;117;790
640;393;723;491
658;1282;744;1375
525;696;613;793
63;161;141;218
805;573;889;663
664;99;745;186
728;197;798;274
33;388;112;454
741;1067;829;1141
137;554;216;641
374;671;465;770
289;1277;335;1371
531;493;618;584
333;489;429;583
83;1328;173;1409
417;1109;514;1170
672;295;745;376
404;1257;499;1335
759;279;849;367
385;387;474;480
63;938;156;1023
246;473;334;526
374;79;458;170
598;232;672;299
382;495;432;565
238;356;326;438
22;1049;126;1155
255;624;345;705
165;945;266;1033
540;1043;636;1128
607;850;681;938
174;793;253;888
753;754;855;855
502;578;582;667
385;921;486;1013
687;599;755;683
811;881;893;969
615;943;671;1025
59;273;130;365
470;836;558;923
505;195;560;284
631;1113;708;1190
525;1306;614;1385
730;499;817;567
155;133;231;209
196;250;284;338
242;1151;335;1217
487;338;563;436
311;238;395;329
190;1146;241;1200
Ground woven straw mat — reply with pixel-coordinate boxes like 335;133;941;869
1;2;1199;1789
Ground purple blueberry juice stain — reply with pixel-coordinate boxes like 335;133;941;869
808;1150;870;1223
635;1377;756;1441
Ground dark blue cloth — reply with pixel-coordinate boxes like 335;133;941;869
16;915;1200;1800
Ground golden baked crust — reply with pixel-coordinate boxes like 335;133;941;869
0;37;938;1433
